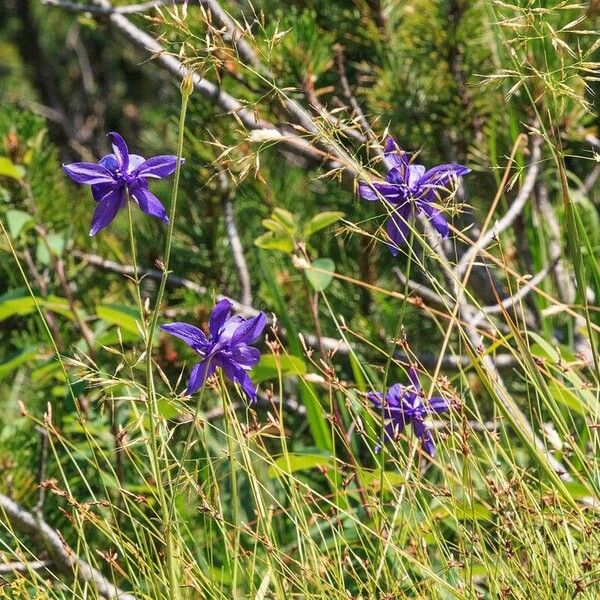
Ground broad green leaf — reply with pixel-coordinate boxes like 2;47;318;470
261;217;290;234
6;210;32;238
272;208;296;231
0;157;25;180
548;380;586;415
0;293;74;322
96;304;140;335
528;331;559;361
254;231;295;254
251;353;307;383
158;398;180;419
95;329;139;347
360;469;405;492
305;258;335;292
36;233;65;266
268;453;335;478
0;347;38;380
303;211;344;239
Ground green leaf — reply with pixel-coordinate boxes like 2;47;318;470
5;210;33;238
36;233;65;266
268;453;335;478
95;329;139;347
0;292;73;322
254;231;295;254
96;304;140;335
158;398;180;419
303;211;344;239
0;157;25;180
359;469;405;492
251;353;307;383
431;501;492;522
548;380;586;415
305;258;335;292
272;208;296;231
0;347;38;381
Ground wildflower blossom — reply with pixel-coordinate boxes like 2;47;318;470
367;367;449;455
160;299;266;402
63;132;182;236
358;137;469;255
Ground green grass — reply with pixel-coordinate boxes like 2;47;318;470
1;0;600;598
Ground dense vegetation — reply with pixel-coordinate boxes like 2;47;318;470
1;1;599;598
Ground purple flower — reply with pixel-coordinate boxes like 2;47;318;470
63;132;182;236
160;299;266;402
358;137;470;255
367;367;449;456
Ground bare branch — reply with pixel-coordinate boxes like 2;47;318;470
72;251;349;354
393;267;445;306
218;173;252;306
457;137;542;275
0;560;51;574
334;45;380;150
480;260;556;315
0;494;136;599
41;0;186;14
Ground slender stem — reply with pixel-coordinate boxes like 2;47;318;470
142;86;190;600
220;375;240;594
126;192;144;320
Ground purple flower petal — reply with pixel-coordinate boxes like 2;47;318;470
130;183;169;223
229;344;261;368
89;189;124;236
383;137;409;175
386;384;406;408
366;391;384;409
129;154;146;171
108;132;129;171
385;204;412;255
63;162;116;186
91;182;119;203
418;163;470;191
407;164;425;188
186;359;216;395
216;316;245;345
377;422;404;452
412;418;427;439
209;299;233;337
160;322;209;352
358;181;402;202
219;356;258;402
99;154;119;173
133;155;181;179
428;396;449;413
408;367;421;391
420;430;436;456
230;312;266;346
418;201;449;238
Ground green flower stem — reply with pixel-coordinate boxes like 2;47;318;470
126;190;144;320
142;82;191;600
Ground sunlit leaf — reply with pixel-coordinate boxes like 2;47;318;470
303;211;344;239
305;258;335;292
251;353;307;383
0;157;25;180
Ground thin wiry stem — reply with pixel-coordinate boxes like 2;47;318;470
142;84;190;600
